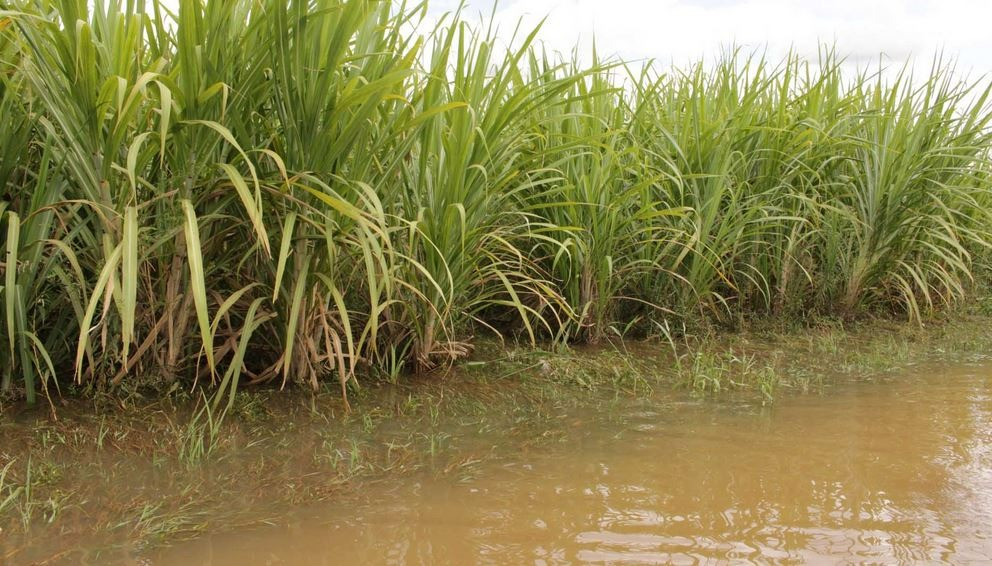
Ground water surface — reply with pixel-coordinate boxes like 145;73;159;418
155;361;992;564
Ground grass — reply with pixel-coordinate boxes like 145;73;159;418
0;1;991;405
173;396;227;467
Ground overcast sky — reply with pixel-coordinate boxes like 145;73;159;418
423;0;992;78
151;1;992;78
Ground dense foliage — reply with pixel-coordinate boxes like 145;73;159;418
2;0;991;404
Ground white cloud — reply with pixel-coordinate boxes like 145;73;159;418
156;0;992;78
431;0;992;78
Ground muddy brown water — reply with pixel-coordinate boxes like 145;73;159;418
148;360;992;564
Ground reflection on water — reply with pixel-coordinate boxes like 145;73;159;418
155;363;992;564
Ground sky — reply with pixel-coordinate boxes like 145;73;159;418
423;0;992;78
151;0;992;79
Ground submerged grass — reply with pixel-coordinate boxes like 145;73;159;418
3;313;992;562
0;1;991;405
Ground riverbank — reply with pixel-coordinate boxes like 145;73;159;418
3;312;992;563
